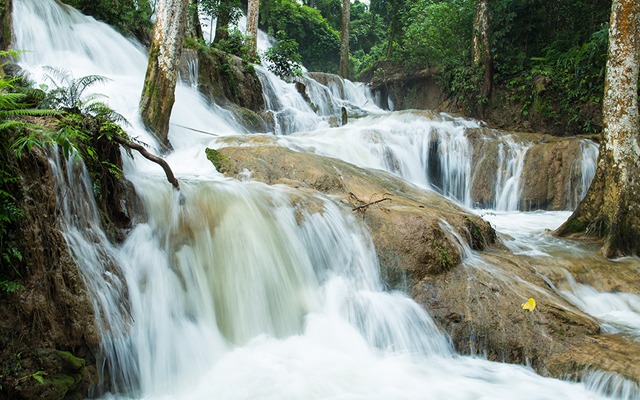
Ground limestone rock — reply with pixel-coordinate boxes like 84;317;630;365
210;139;640;387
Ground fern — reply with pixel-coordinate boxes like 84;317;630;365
41;67;112;113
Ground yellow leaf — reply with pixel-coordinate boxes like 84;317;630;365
521;297;536;312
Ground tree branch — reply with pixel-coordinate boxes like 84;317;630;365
348;192;392;218
112;135;180;190
351;196;392;211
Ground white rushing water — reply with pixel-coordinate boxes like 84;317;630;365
12;0;638;399
493;136;530;211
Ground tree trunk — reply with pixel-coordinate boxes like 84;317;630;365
472;0;493;101
385;0;398;59
213;0;231;44
340;0;350;78
556;0;640;258
246;0;259;60
139;0;191;150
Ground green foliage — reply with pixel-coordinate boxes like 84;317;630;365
214;29;256;62
261;0;340;72
0;164;24;292
402;0;474;70
312;0;384;79
264;31;303;81
40;68;126;123
62;0;152;41
199;0;242;24
314;0;342;30
349;2;386;55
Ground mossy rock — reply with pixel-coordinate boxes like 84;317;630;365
206;148;232;173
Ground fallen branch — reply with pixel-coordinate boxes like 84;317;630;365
351;196;392;211
112;135;180;190
349;192;392;218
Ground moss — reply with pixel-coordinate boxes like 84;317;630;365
45;374;76;397
206;148;232;173
52;350;85;370
234;107;266;132
559;216;590;235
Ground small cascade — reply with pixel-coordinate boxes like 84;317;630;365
561;272;640;339
183;51;199;89
583;371;640;400
568;140;599;209
273;111;476;205
494;137;530;211
254;65;323;135
336;79;379;110
48;150;141;394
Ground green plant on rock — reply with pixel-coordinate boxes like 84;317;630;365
433;237;453;271
0;52;57;292
39;67;125;122
12;68;128;160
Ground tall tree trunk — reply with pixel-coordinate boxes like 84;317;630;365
472;0;493;101
385;0;399;59
246;0;259;60
556;0;640;258
340;0;350;78
213;1;232;44
139;0;190;150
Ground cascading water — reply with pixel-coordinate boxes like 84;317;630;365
568;140;599;209
254;65;324;135
237;111;477;205
13;0;638;399
494;136;530;211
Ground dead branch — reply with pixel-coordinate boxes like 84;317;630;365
112;135;180;190
351;197;392;211
348;192;392;218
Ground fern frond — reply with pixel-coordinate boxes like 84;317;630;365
83;101;129;125
73;75;110;96
0;108;60;118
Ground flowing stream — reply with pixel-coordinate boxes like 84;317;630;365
13;0;639;399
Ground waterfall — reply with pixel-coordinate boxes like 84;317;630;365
494;137;530;211
254;65;323;135
12;0;636;399
269;111;476;205
568;140;599;209
48;149;141;394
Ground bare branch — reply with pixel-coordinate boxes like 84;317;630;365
112;135;180;190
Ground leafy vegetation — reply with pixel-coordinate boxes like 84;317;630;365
61;0;153;42
264;31;302;80
0;58;129;293
0;51;57;292
260;0;340;72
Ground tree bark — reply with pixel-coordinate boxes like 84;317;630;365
385;0;399;59
246;0;259;60
139;0;191;151
472;0;493;101
556;0;640;258
340;0;350;78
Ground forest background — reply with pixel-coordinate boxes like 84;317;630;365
63;0;617;136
